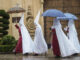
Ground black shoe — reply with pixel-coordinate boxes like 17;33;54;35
55;56;61;58
14;52;16;55
72;53;78;56
34;54;39;56
26;53;29;55
24;53;29;56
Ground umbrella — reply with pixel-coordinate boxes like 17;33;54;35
7;4;25;13
56;17;69;20
64;13;78;20
56;13;78;20
42;9;65;17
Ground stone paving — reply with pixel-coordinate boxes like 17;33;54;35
0;49;80;60
0;54;80;60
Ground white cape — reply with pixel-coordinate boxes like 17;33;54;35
52;19;78;57
34;10;48;54
19;14;34;54
68;20;80;53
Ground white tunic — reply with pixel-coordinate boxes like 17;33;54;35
52;19;78;57
19;14;34;54
34;10;48;54
68;20;80;53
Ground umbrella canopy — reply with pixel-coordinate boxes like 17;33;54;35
64;13;78;20
7;4;25;13
56;13;78;20
56;17;69;20
42;9;65;17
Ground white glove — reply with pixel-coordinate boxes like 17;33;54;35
64;26;68;31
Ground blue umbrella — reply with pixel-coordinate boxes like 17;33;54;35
56;17;69;20
56;13;78;20
64;13;78;20
42;9;65;17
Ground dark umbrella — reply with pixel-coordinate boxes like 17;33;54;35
42;9;65;17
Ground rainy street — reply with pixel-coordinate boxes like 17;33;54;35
0;54;80;60
0;49;80;60
0;0;80;60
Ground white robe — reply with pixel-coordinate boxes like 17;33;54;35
52;19;78;57
68;20;80;53
19;14;34;54
34;10;48;54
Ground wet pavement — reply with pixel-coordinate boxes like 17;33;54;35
0;54;80;60
0;49;80;60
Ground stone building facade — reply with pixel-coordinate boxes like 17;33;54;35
43;0;80;44
0;0;44;41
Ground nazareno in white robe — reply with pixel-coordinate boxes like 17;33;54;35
19;13;34;54
68;20;80;53
33;10;48;54
52;19;78;57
